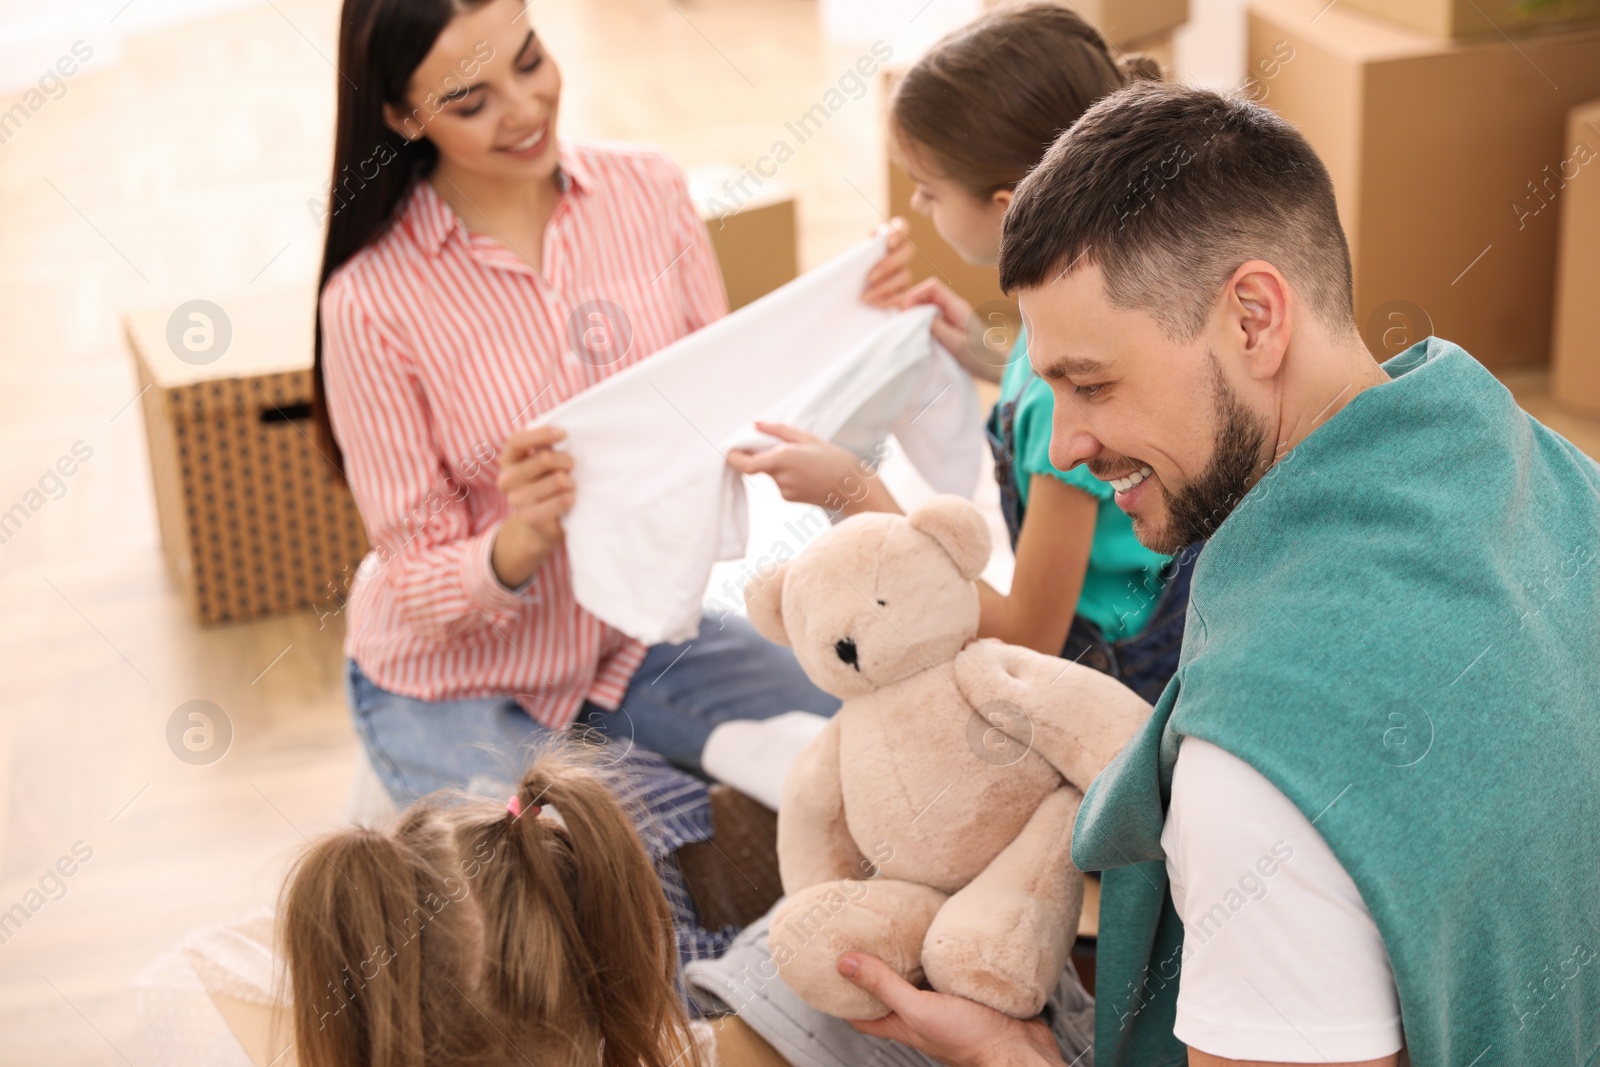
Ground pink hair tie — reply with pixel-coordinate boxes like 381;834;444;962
507;795;542;820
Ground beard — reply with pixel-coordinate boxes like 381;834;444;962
1139;352;1272;555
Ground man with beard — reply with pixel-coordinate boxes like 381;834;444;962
834;83;1600;1066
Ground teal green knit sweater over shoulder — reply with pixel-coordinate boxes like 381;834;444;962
1074;338;1600;1066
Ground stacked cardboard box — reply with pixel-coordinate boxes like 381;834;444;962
1054;0;1188;49
1340;0;1600;39
126;186;803;627
1550;98;1600;414
1247;0;1600;367
982;0;1188;47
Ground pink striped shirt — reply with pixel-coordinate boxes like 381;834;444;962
320;140;727;728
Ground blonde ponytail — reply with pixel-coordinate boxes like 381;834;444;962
278;806;491;1067
453;751;705;1067
280;746;704;1067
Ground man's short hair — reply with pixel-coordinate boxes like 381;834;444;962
998;82;1355;342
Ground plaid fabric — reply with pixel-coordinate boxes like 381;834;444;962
346;651;785;984
597;744;741;970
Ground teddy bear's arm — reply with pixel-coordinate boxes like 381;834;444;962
955;638;1152;794
776;717;869;893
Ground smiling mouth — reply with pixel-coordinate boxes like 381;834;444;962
499;123;548;154
1107;465;1155;492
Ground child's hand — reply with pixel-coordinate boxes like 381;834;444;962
727;422;897;517
900;278;1005;384
862;218;914;308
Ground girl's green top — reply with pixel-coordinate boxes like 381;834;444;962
997;334;1171;641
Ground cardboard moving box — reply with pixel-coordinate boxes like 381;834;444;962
1249;0;1600;367
1551;98;1600;415
984;0;1189;46
124;289;371;627
689;167;800;311
1338;0;1600;40
1121;26;1179;71
127;182;802;627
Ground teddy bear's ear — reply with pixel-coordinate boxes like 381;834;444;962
743;562;792;646
908;495;991;581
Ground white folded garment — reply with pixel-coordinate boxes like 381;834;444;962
535;236;982;645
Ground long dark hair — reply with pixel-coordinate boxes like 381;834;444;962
312;0;494;479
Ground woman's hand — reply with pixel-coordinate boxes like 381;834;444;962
862;217;915;308
491;425;574;589
900;277;1007;385
726;422;899;517
838;954;1064;1067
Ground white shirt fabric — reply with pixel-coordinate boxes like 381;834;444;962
1161;737;1404;1062
534;236;982;645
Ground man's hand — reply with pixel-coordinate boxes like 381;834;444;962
838;954;1064;1067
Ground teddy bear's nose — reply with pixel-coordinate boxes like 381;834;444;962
834;637;860;670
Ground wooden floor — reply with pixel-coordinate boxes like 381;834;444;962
0;1;1596;1064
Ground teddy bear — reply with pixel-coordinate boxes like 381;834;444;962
743;494;1152;1020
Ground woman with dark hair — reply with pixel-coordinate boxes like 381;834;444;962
311;0;906;966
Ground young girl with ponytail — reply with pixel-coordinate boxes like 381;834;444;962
730;2;1194;703
279;750;707;1067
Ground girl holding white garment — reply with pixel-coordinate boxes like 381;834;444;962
730;2;1194;703
308;0;912;969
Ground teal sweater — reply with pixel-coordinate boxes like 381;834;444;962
1074;339;1600;1066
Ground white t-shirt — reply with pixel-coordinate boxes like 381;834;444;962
1160;737;1404;1062
535;237;981;645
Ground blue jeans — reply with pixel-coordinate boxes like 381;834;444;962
345;612;839;970
346;612;839;803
